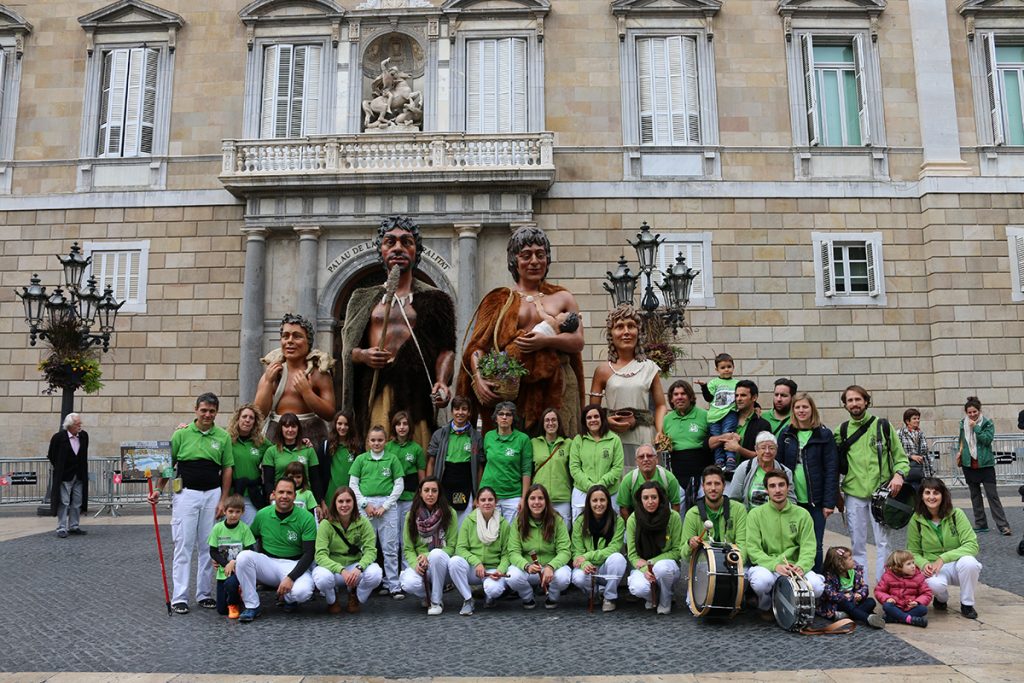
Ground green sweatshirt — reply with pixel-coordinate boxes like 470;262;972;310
836;412;909;499
402;512;459;567
314;515;378;574
531;436;572;503
568;432;624;492
907;508;980;568
507;515;571;571
454;511;511;573
625;511;684;565
745;500;816;573
680;498;748;563
570;514;625;568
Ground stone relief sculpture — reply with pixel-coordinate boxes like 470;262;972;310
362;57;423;130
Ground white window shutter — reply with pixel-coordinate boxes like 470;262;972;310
651;38;670;145
865;240;880;297
820;240;834;297
481;40;498;133
1014;234;1024;293
667;36;686;144
683;35;700;145
275;45;293;138
512;37;527;132
853;33;871;147
801;33;819;146
466;40;482;133
291;45;306;137
0;50;7;113
983;32;1005;146
141;48;158;154
303;46;322;136
260;45;279;138
496;39;512;132
637;38;655;144
123;48;143;156
99;49;130;156
687;242;705;299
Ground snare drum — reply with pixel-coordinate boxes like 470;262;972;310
772;574;815;632
688;542;745;619
870;484;915;530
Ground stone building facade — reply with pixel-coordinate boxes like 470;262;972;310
1;0;1022;457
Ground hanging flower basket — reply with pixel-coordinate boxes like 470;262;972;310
476;350;528;403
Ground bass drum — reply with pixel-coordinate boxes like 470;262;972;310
871;484;915;530
688;542;745;619
772;574;815;632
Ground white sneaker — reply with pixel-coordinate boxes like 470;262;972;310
459;599;474;616
427;603;443;616
834;610;848;620
644;600;655;610
656;604;671;615
602;599;616;612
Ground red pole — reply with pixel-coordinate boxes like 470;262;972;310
147;472;172;616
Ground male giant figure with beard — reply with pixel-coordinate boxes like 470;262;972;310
341;216;456;448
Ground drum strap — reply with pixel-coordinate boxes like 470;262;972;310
696;496;731;531
799;618;856;635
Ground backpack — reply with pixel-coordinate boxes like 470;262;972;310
837;417;891;478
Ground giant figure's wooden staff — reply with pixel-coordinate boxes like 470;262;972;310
368;265;402;409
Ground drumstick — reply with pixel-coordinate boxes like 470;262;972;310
697;519;714;543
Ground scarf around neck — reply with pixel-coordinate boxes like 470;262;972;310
634;501;670;560
963;415;982;461
416;506;445;549
475;508;501;545
587;511;614;549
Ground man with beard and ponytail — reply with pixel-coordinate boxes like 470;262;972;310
836;385;909;582
682;465;747;563
744;470;824;620
341;215;456;448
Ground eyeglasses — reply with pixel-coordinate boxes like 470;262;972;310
636;453;657;460
496;412;514;418
756;445;777;452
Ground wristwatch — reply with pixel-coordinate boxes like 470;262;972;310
355;564;364;571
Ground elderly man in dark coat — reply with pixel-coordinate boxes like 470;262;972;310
47;412;89;537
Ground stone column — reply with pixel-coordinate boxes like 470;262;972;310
907;0;971;177
455;223;482;337
294;226;321;326
239;227;268;403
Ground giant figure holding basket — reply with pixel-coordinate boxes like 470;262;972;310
457;226;586;435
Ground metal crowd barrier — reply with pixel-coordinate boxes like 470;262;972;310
0;456;155;514
927;434;1024;486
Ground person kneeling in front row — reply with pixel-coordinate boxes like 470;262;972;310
235;477;318;622
312;486;383;614
626;481;683;614
744;470;825;620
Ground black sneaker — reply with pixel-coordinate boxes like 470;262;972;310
197;598;216;609
910;615;928;627
522;599;536;610
960;604;978;619
171;602;190;615
933;599;948;611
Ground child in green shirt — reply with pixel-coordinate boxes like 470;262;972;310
695;353;739;471
207;495;256;618
285;461;320;522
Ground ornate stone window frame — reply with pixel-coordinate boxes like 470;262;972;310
779;0;888;181
959;0;1024;175
443;0;549;133
239;0;343;138
0;4;31;194
612;0;722;180
811;230;887;307
76;0;183;191
83;239;151;314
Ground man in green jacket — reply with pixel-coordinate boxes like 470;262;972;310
744;470;824;618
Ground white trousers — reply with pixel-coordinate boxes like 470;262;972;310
745;566;825;611
399;548;451;605
571;488;618;523
506;565;572;602
447;555;508;601
570;552;627;601
627;560;679;609
366;497;400;592
241;495;257;526
846;493;893;583
497;498;520;524
170;487;220;604
312;562;383;605
552;502;572;534
56;478;83;532
235;550;315;609
397;499;413;570
925;556;982;607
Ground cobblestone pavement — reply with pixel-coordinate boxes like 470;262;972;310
1;487;1019;678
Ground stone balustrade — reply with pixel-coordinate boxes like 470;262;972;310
220;132;555;194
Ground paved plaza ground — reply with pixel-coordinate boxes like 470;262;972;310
1;489;1021;682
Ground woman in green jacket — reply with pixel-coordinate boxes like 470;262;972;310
448;486;511;615
569;404;624;523
570;484;626;612
312;486;382;614
958;396;1010;535
626;481;683;615
506;484;572;609
907;477;982;619
398;477;458;615
532;407;572;531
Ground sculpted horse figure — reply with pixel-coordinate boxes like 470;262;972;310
363;58;422;129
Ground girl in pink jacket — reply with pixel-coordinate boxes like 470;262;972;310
875;549;933;627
